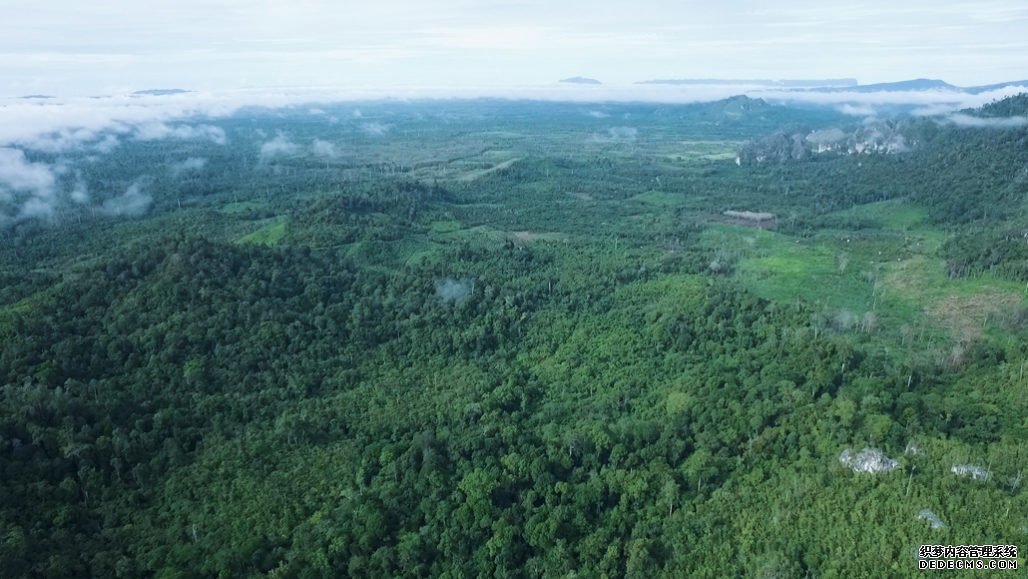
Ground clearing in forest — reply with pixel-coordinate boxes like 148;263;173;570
236;218;288;246
457;157;521;182
705;200;1028;347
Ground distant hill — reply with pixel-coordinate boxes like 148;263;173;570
559;77;602;85
132;89;192;96
819;79;958;93
799;78;1028;94
633;77;1028;96
965;80;1028;94
17;94;56;100
637;78;858;88
713;95;772;114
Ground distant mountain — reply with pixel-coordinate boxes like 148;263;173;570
817;79;958;93
632;77;1028;96
17;94;56;100
965;80;1028;94
799;78;1028;94
559;77;602;85
132;89;192;96
779;79;859;88
714;95;773;115
637;78;858;88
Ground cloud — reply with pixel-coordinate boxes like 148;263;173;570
94;134;121;153
608;126;637;140
760;85;1028;116
100;180;151;217
837;104;877;116
311;139;339;158
0;147;59;225
945;113;1028;128
911;104;960;117
133;122;227;144
259;133;300;159
17;196;56;220
0;148;56;193
171;157;207;176
69;176;89;204
435;277;473;303
11;127;116;153
592;126;638;142
0;94;240;152
0;84;1021;159
361;122;390;136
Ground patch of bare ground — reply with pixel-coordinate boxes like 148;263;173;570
928;291;1022;342
710;212;778;230
882;257;924;294
458;158;521;182
509;231;560;244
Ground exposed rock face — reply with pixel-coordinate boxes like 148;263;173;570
918;509;945;529
723;210;775;221
738;132;809;163
951;464;990;481
739;121;908;165
839;448;900;474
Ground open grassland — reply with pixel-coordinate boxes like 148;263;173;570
703;200;1027;352
236;218;288;246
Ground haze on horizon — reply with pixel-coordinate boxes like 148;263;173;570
2;0;1027;97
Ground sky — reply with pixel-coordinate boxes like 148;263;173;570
2;0;1028;96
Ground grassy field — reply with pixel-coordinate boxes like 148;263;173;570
701;199;1027;354
236;218;288;246
219;201;269;215
631;190;690;207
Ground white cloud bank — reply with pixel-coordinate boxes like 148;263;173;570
1;84;1026;153
100;180;152;217
260;133;300;159
171;157;207;176
945;113;1028;128
311;139;339;158
0;148;56;193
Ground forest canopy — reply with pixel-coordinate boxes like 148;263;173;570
1;95;1026;577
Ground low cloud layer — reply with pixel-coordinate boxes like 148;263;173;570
0;147;58;225
171;157;207;176
0;148;56;193
592;126;638;143
260;133;300;159
361;122;390;136
311;139;339;158
0;144;158;228
134;122;226;144
100;180;152;217
945;113;1028;129
436;277;473;303
760;84;1028;116
2;84;1025;155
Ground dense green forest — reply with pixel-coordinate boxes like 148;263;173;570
1;96;1026;577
